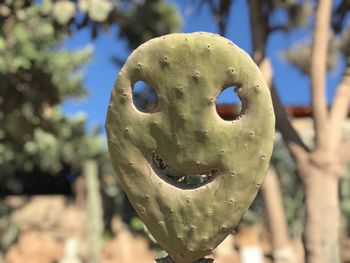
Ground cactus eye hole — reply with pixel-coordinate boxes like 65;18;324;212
215;85;242;120
132;81;159;113
151;153;218;189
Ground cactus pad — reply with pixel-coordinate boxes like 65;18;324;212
106;32;275;263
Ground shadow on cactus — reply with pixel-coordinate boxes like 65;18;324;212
106;32;275;263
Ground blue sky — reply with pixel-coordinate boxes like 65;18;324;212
62;0;345;130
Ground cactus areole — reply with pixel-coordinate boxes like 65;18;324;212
106;32;275;263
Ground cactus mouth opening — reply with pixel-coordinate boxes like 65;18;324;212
150;153;218;189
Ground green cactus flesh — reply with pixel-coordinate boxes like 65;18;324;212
106;32;275;263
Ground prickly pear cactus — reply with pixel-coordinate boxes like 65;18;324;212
106;32;275;263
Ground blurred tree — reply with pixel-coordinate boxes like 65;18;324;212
41;0;182;63
200;0;350;262
261;167;296;263
0;2;104;194
0;0;181;197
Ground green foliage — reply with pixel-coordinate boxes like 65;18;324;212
130;217;145;232
118;0;182;49
79;0;113;22
42;0;113;24
40;0;182;53
1;109;108;192
0;0;181;197
0;2;108;193
0;202;19;252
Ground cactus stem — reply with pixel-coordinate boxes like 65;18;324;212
156;256;214;263
107;32;275;263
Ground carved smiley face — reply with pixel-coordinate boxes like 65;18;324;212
106;32;275;263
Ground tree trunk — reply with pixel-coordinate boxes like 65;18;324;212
310;0;333;150
261;167;296;263
247;1;343;262
299;159;341;263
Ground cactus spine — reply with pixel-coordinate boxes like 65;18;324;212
106;32;275;263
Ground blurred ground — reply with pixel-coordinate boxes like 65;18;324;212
1;196;349;263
